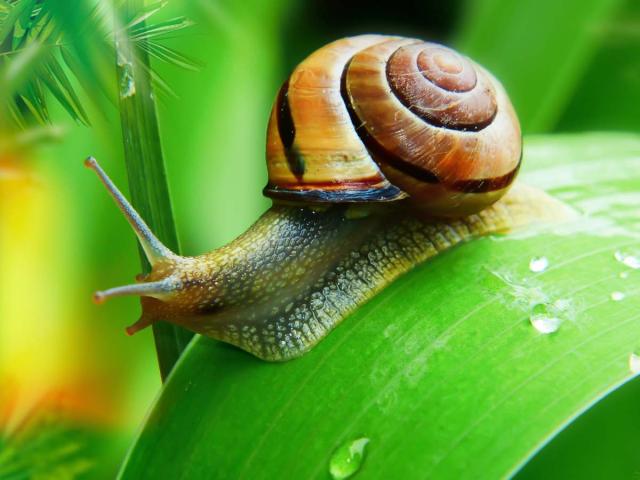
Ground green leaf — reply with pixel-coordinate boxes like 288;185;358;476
139;41;200;71
19;74;48;122
123;0;167;30
114;0;193;380
129;16;194;41
0;39;44;100
40;55;90;125
143;62;177;98
517;375;640;478
0;0;195;131
118;132;640;478
0;0;35;46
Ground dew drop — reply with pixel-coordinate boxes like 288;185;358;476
529;256;549;273
119;66;136;99
629;353;640;374
610;291;625;301
530;315;560;334
329;437;369;480
620;271;630;279
614;250;640;269
529;303;560;334
116;50;137;100
383;323;400;338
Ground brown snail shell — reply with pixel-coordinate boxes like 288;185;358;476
264;35;521;217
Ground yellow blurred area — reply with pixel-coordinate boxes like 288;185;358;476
0;158;116;432
0;2;289;469
0;6;294;478
0;153;165;468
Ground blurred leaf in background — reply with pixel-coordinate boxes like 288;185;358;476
454;0;625;133
0;0;108;130
0;381;120;479
0;0;204;475
557;0;640;132
156;0;293;253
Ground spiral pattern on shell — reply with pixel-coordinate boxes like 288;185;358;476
264;35;522;217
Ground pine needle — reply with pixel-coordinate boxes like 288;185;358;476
0;0;197;133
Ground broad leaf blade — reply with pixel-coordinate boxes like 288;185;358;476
119;133;640;479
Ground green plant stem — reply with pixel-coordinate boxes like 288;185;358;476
114;0;193;381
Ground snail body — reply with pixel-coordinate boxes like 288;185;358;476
89;35;564;361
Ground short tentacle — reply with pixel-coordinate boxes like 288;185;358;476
125;314;158;336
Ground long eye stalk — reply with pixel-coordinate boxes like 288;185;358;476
84;156;177;264
86;156;181;308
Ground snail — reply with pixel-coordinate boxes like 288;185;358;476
88;35;565;361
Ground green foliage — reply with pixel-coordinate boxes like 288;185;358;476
0;0;99;126
154;0;293;252
0;411;93;479
118;133;640;479
557;0;640;132
0;0;199;377
455;0;624;133
0;0;196;131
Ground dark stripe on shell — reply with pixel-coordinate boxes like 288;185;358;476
276;80;305;179
263;183;405;203
340;53;518;194
340;57;439;185
385;49;496;132
452;150;522;193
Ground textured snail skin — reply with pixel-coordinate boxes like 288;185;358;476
124;185;565;361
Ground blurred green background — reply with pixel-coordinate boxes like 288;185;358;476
1;0;639;477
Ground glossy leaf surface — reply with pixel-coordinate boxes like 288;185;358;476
120;133;640;479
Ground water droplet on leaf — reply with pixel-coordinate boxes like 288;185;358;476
620;271;630;279
610;291;625;301
329;437;369;480
629;353;640;374
116;51;136;99
529;256;549;273
120;70;136;98
614;250;640;269
529;303;560;334
383;323;400;338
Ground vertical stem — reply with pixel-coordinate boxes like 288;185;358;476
114;1;193;380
